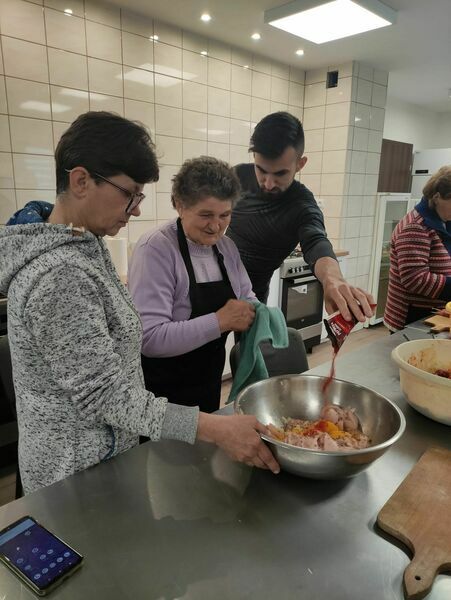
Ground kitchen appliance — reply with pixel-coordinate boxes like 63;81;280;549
411;147;451;199
277;250;323;351
368;193;416;325
234;374;405;479
377;446;451;600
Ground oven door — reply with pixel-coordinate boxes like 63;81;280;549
280;274;324;331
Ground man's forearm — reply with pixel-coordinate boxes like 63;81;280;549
313;256;343;285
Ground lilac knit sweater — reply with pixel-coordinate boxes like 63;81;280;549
128;219;256;358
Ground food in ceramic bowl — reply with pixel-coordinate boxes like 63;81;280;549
391;339;451;425
234;374;405;479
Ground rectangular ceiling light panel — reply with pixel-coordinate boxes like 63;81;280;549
265;0;396;44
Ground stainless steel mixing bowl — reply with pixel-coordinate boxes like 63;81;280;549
234;374;406;479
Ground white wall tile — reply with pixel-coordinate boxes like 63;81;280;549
300;173;320;196
207;114;229;143
302;151;322;174
182;50;207;85
0;43;3;74
288;81;303;107
271;62;289;80
352;127;369;151
252;71;270;99
321;195;343;218
85;0;120;28
122;32;154;70
0;77;6;114
230;92;251;121
325;102;351;128
350;150;367;174
356;78;372;105
270;101;287;114
156;192;175;220
10;116;53;154
124;99;155;135
359;216;374;237
182;31;209;54
208;58;231;90
13;153;55;188
207;87;230;117
155;135;182;165
358;64;373;81
250;97;270;123
128;220;157;244
358;235;373;255
370;106;385;131
183;81;207;113
305;68;327;85
229;119;250;146
231;48;252;68
155;164;177;193
304;128;323;152
362;195;376;217
51;86;89;122
229;144;250;164
304;82;326;108
320;173;346;196
86;20;121;63
373;69;388;86
16;188;55;209
89;92;123;115
207;141;229;162
182;138;207;162
366;153;381;175
322;150;347;174
155;74;182;108
368;130;383;153
45;9;86;54
343;216;361;239
120;9;153;38
371;83;387;108
288;105;303;120
182;109;206;140
88;58;122;96
2;37;49;82
346;195;362;217
52;120;68;148
153;21;182;47
252;56;271;75
353;103;370;128
348;173;365;195
208;40;231;62
6;78;51;119
327;76;353;104
0;189;16;223
123;66;153;102
136;182;156;220
0;152;14;188
271;77;289;104
231;65;251;95
44;0;84;16
0;0;46;44
324;216;341;238
323;126;350;151
48;48;88;89
156;105;182;137
303;105;325;130
289;67;304;84
154;42;182;78
364;174;378;195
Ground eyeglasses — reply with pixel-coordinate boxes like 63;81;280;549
92;172;145;215
65;168;145;214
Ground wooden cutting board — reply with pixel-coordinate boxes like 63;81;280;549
423;315;451;333
377;447;451;599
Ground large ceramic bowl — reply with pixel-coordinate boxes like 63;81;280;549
234;374;405;479
391;339;451;425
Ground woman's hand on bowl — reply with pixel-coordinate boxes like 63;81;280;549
197;413;280;473
216;299;255;333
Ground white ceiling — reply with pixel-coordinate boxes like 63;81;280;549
109;0;451;113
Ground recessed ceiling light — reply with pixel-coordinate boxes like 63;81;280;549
295;49;304;56
201;13;211;22
201;50;208;56
243;65;249;69
265;0;397;44
251;32;261;40
64;8;73;14
149;35;159;41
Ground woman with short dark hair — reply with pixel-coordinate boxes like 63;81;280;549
0;114;279;493
129;156;256;414
384;165;451;331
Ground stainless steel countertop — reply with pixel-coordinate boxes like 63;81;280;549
1;325;450;599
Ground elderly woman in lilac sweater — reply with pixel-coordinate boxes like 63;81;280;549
128;157;256;413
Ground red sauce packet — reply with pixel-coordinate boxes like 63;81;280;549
324;304;377;351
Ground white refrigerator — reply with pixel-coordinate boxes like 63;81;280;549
411;148;451;200
368;193;416;325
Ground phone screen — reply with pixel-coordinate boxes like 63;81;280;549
0;516;83;593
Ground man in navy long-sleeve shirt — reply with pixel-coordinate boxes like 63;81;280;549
227;111;375;323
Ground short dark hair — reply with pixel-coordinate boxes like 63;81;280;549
423;165;451;208
55;111;159;194
249;111;305;159
171;156;241;209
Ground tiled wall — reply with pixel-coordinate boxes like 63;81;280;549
301;61;388;289
0;0;305;244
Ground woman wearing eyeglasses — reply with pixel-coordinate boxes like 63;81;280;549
0;112;279;494
128;157;257;414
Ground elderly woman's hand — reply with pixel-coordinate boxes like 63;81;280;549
197;413;280;473
216;299;255;333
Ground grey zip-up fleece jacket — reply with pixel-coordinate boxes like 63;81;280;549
0;222;199;493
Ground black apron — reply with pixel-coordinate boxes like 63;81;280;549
141;218;236;413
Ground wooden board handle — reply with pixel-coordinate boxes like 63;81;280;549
404;551;440;600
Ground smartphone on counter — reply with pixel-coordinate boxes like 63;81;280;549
0;515;83;596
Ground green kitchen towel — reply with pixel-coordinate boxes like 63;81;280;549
227;302;288;404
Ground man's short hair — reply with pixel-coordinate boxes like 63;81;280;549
55;111;159;194
249;111;305;159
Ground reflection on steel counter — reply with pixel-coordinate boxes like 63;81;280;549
278;250;323;352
